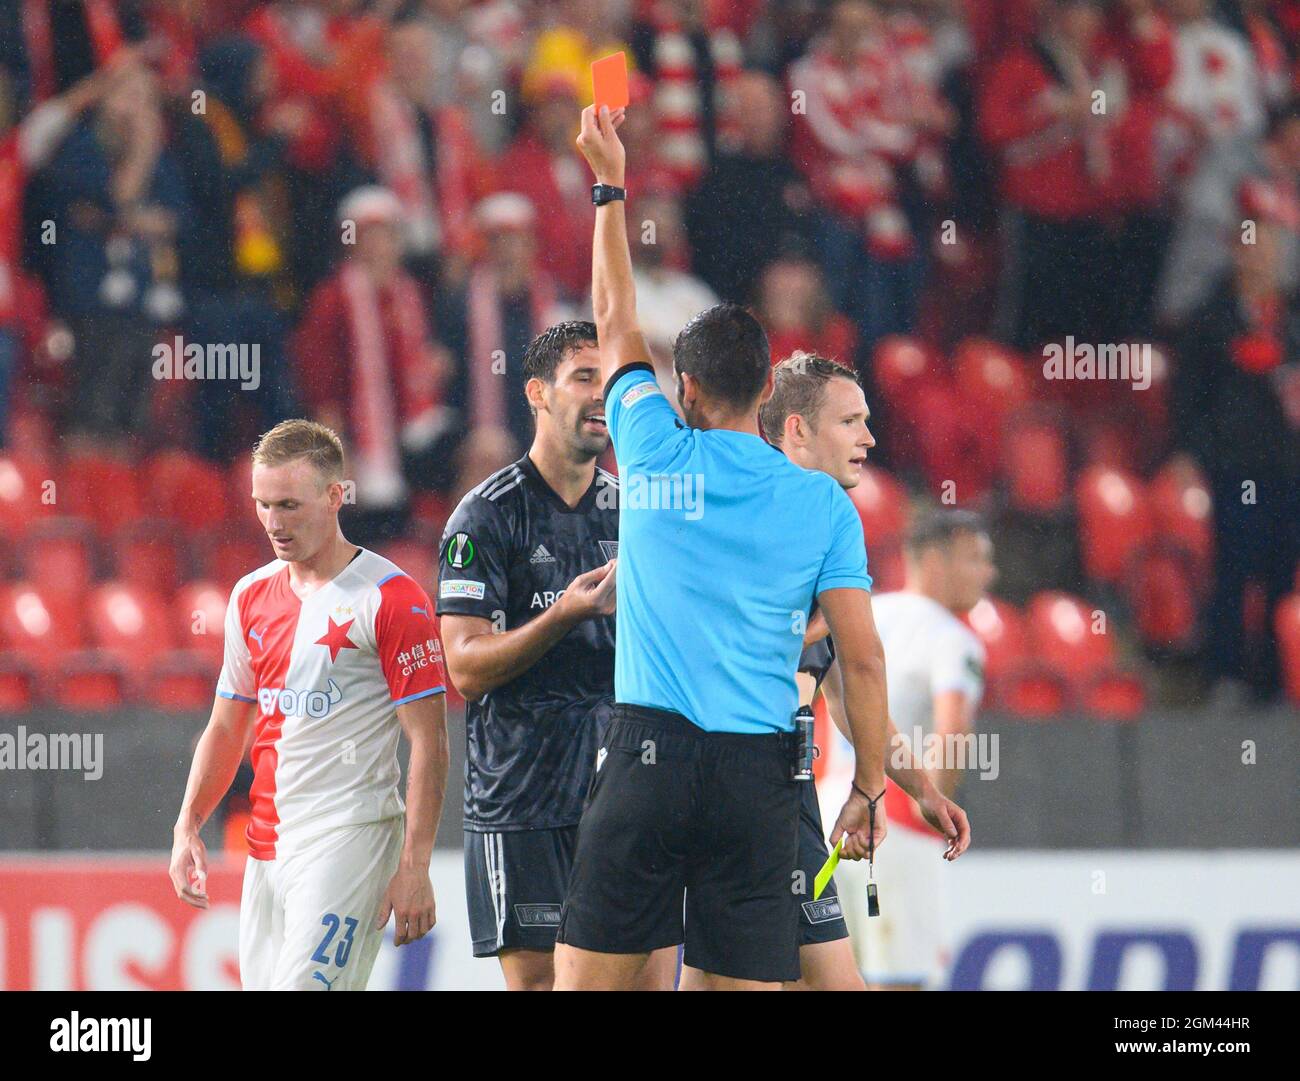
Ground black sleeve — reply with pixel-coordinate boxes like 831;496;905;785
435;493;513;620
797;637;836;691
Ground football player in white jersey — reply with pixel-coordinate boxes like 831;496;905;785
826;509;994;990
169;420;450;991
756;352;971;991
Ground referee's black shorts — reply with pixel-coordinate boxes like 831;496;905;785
556;703;801;983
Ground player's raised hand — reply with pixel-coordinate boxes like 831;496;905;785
558;559;618;621
377;866;437;946
829;788;888;862
916;792;971;860
576;104;627;186
169;829;210;909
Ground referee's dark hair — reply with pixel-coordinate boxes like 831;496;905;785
522;320;599;412
904;508;988;558
759;351;860;447
672;302;770;411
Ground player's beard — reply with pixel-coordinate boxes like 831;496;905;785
573;412;609;457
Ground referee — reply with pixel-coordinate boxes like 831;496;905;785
555;105;892;991
437;322;674;990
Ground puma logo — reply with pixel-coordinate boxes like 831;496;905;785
248;626;265;649
312;971;337;990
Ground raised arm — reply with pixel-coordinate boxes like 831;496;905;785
575;104;655;388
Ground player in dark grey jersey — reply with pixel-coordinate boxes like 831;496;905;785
437;321;674;991
759;352;972;991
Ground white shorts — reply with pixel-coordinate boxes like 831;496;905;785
239;818;403;991
838;824;950;988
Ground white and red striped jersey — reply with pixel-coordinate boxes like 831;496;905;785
217;549;446;859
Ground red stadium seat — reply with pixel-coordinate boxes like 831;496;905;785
174;581;229;659
112;522;186;595
0;454;47;538
87;583;173;673
997;662;1069;718
1075;466;1153;583
871;335;937;408
846;466;910;550
1026;591;1115;682
205;533;269;590
1148;458;1213;576
144;451;228;532
0;658;37;711
226;453;254;521
1002;409;1069;512
1125;542;1201;651
52;653;126;710
965;596;1030;682
0;583;84;673
1275;594;1300;706
910;381;996;500
410;491;452;537
145;651;220;711
20;517;98;599
60;452;142;538
953;337;1032;423
1080;668;1146;720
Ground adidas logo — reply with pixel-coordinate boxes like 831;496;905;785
530;544;557;564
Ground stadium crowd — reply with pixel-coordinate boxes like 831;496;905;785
0;0;1298;710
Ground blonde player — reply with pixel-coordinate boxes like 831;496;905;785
822;509;994;990
755;353;970;992
169;421;450;991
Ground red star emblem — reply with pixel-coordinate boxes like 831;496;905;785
315;617;358;662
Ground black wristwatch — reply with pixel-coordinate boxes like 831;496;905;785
591;183;626;206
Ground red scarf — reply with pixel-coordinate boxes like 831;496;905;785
339;261;433;507
23;0;122;103
466;266;556;430
0;135;24;322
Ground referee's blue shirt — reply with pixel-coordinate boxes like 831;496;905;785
605;363;872;734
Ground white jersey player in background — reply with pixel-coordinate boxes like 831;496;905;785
169;420;450;990
821;509;995;990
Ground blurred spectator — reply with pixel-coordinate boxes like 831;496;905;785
755;253;857;370
356;17;493;289
628;0;745;189
414;0;526;154
1173;218;1300;701
981;0;1117;350
42;60;192;449
170;33;304;461
439;192;574;498
628;189;718;363
523;0;634;107
1;66;114;445
1157;0;1273;328
684;70;813;305
292;186;452;542
789;0;941;358
0;0;145;112
495;72;593;302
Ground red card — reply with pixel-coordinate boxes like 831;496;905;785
591;52;629;111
